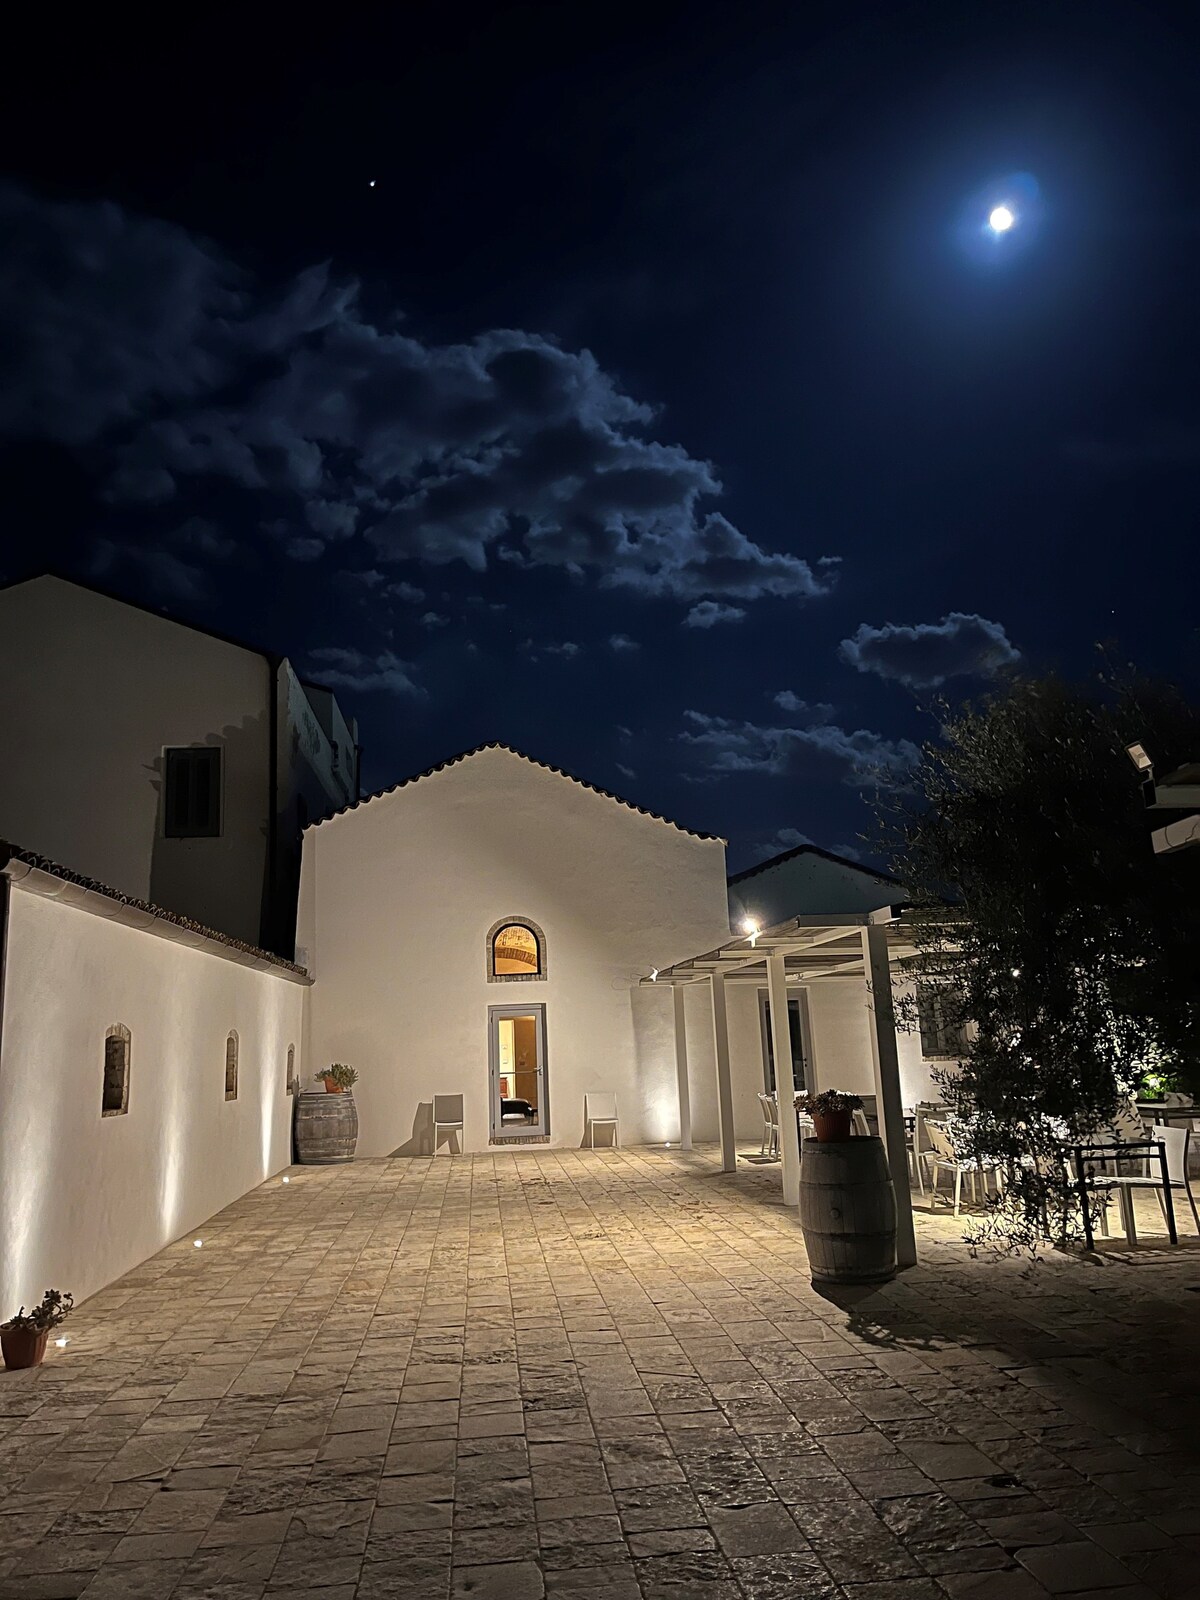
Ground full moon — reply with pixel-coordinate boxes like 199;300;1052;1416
988;203;1016;233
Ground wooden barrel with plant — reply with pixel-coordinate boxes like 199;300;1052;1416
798;1136;897;1285
295;1086;359;1164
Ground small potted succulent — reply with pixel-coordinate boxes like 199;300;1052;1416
2;1289;74;1371
317;1063;359;1094
796;1089;863;1143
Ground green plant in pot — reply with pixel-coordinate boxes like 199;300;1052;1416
2;1289;74;1371
317;1063;358;1094
796;1089;863;1142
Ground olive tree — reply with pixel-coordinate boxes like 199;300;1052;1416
880;670;1200;1252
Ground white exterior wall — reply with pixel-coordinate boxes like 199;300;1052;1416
806;978;942;1108
298;748;729;1155
0;886;303;1311
729;850;897;929
0;576;272;946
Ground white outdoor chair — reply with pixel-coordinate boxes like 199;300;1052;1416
926;1120;1002;1215
851;1108;871;1138
1108;1125;1200;1238
584;1092;619;1148
758;1093;780;1157
433;1094;464;1154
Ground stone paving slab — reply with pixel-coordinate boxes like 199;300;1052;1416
1;1147;1198;1600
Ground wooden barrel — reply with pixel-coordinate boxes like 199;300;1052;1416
295;1090;358;1164
798;1136;897;1285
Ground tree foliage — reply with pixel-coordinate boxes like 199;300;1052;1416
881;670;1200;1252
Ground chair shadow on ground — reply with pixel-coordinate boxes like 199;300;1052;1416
388;1102;461;1157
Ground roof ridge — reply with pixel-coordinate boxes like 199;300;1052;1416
309;741;725;843
727;840;899;886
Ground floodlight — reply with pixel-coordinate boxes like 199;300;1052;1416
1126;742;1153;773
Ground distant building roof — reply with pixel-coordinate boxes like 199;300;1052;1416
728;840;898;888
0;842;310;981
309;741;725;843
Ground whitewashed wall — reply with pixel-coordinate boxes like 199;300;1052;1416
805;978;942;1107
0;576;272;946
0;886;303;1311
299;748;729;1155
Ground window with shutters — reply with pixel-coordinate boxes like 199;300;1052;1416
225;1031;239;1100
916;985;970;1058
102;1024;130;1116
163;746;222;838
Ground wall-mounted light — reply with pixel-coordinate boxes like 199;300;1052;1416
1126;742;1153;773
649;969;658;982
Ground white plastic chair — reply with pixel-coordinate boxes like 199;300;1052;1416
1109;1125;1200;1237
584;1092;619;1148
433;1094;464;1154
850;1109;871;1138
758;1093;780;1157
926;1120;1002;1215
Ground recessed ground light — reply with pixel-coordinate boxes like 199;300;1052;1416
193;1239;203;1248
282;1176;290;1183
54;1337;69;1348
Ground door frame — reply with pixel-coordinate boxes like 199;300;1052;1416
757;989;813;1096
488;1003;549;1140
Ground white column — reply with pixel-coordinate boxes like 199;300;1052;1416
672;985;692;1150
709;972;736;1173
861;925;918;1268
767;954;802;1207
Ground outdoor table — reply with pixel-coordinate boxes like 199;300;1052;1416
1137;1102;1198;1127
1070;1137;1177;1250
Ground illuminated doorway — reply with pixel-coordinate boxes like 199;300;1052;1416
488;1004;548;1140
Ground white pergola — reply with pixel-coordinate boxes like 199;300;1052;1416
643;906;918;1268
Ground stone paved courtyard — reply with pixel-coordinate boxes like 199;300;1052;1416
2;1147;1200;1600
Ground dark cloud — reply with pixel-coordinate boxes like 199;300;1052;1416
609;634;640;652
839;613;1020;689
0;184;833;607
683;600;746;628
307;647;422;696
680;709;919;787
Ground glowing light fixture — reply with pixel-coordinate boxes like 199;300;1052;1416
1126;742;1153;773
741;918;759;936
193;1239;203;1248
649;968;658;982
282;1176;290;1184
54;1337;69;1348
988;203;1015;232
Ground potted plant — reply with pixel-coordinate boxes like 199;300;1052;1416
2;1289;74;1371
317;1063;358;1095
796;1089;863;1143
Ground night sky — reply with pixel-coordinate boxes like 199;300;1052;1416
2;2;1196;869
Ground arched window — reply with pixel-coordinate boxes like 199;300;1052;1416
286;1044;295;1093
487;918;546;982
225;1031;239;1100
102;1025;130;1116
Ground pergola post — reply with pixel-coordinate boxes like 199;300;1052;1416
861;925;918;1267
708;973;737;1173
672;984;692;1150
767;953;802;1207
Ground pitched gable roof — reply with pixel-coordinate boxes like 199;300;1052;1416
309;741;725;842
728;840;898;887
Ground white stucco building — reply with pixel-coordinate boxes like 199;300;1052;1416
297;743;732;1155
0;574;361;955
0;844;307;1312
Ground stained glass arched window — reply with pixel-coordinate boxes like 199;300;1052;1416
487;919;546;982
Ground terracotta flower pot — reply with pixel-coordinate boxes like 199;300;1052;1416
322;1078;344;1094
811;1109;853;1143
1;1325;49;1370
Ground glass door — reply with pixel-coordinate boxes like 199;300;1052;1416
758;992;811;1095
488;1004;548;1139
